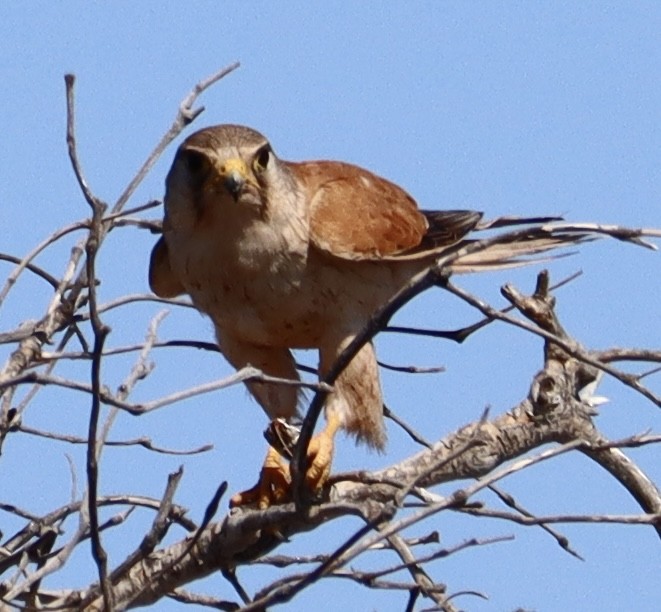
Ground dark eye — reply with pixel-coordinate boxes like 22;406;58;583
253;145;271;173
181;150;209;175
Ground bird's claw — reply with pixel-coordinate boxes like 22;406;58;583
303;429;335;493
231;418;338;509
230;446;291;509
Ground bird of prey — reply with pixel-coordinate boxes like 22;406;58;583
149;124;581;508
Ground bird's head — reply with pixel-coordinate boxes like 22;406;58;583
164;124;286;228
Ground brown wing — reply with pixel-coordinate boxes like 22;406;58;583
289;161;429;260
289;160;484;261
148;236;185;298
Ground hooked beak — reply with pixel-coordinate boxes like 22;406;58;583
218;158;249;200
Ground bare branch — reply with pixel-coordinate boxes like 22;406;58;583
1;366;331;415
110;62;240;216
0;253;60;290
65;73;113;610
17;424;213;455
1;65;657;612
486;484;584;560
444;278;661;406
0;219;88;309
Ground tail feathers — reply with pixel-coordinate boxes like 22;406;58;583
475;214;564;231
448;232;594;273
389;212;593;268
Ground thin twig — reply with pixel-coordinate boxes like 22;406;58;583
487;484;584;560
0;253;60;289
0;220;88;308
111;62;240;215
18;424;213;455
384;269;583;343
66;73;113;611
445;279;661;406
383;404;434;449
458;506;661;527
1;366;332;415
293;267;438;504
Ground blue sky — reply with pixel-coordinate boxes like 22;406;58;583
1;2;659;611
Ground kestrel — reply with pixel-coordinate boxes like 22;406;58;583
149;124;580;508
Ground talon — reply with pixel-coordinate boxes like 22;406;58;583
230;447;291;509
230;413;342;508
304;411;341;493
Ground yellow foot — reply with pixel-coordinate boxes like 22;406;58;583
230;446;291;509
230;413;342;508
303;422;337;493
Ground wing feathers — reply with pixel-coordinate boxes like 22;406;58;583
148;236;185;298
448;233;592;273
290;160;587;271
291;161;428;260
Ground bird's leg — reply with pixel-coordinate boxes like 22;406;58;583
216;335;301;509
303;410;342;493
229;446;291;509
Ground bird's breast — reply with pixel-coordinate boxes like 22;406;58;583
165;220;340;347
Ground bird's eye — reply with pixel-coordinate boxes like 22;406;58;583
181;150;209;175
253;145;271;173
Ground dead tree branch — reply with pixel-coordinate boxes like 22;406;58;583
0;66;658;612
